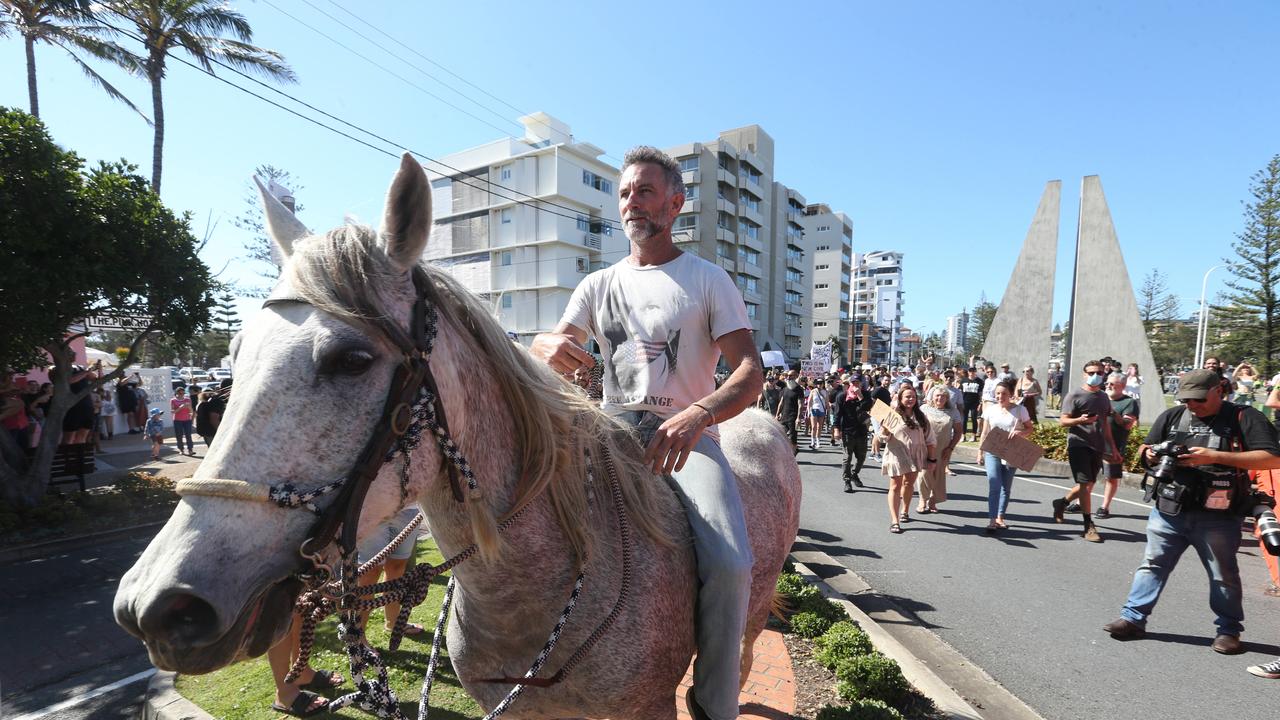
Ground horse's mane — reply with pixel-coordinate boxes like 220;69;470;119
284;224;675;562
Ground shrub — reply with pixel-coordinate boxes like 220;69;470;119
791;610;836;638
783;558;797;575
1028;421;1149;473
796;591;845;622
816;699;905;720
836;653;910;706
814;621;874;669
776;572;808;599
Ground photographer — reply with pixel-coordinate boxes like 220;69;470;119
1103;369;1280;655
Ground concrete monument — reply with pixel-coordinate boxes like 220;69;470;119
978;180;1061;380
1065;175;1163;426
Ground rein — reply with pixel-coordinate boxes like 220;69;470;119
174;271;632;720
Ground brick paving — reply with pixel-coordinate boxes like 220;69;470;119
676;628;796;719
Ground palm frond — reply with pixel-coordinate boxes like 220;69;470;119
184;2;250;40
55;40;151;124
207;37;295;82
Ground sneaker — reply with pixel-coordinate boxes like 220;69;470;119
1094;507;1111;520
1065;501;1081;513
1265;584;1280;598
843;480;854;494
1248;659;1280;678
1102;618;1145;639
852;475;864;488
1082;526;1104;543
1052;498;1067;523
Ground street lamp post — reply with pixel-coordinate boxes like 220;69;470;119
1194;265;1225;369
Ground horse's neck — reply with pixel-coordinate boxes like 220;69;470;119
408;320;577;620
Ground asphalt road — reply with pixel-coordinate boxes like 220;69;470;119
0;534;154;720
795;439;1280;720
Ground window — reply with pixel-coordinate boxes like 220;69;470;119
786;291;802;304
582;169;613;194
679;156;699;172
716;242;735;259
786;269;803;283
816;245;830;251
816;264;830;270
743;248;760;265
683;184;699;200
501;294;513;309
500;251;512;266
815;283;829;289
674;215;697;231
499;164;512;181
737;190;758;211
814;321;828;328
814;302;828;309
717;211;733;230
576;215;590;232
745;303;757;320
741;221;759;240
500;208;512;224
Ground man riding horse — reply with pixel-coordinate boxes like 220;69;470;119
532;146;763;720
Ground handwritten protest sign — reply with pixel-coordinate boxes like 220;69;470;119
869;399;904;435
979;427;1044;472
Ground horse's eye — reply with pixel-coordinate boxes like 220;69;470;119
332;349;375;375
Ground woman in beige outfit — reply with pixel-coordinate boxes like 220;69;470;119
918;386;963;513
879;384;936;534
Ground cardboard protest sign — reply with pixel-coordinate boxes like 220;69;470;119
979;427;1044;472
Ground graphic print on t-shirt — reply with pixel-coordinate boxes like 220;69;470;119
600;279;682;408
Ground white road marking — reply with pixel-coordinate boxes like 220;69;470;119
954;463;1149;508
8;668;157;720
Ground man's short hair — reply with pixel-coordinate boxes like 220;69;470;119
1083;359;1103;373
622;146;685;199
1107;372;1126;385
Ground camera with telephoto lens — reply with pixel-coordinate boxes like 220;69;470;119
1252;491;1280;557
1147;441;1192;481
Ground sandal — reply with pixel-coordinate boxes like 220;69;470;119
271;690;329;718
985;522;999;535
301;668;345;691
899;513;911;523
386;622;426;637
889;523;903;534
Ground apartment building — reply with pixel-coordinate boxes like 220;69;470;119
423;112;626;344
851;250;904;365
665;125;813;359
945;309;970;354
800;204;854;361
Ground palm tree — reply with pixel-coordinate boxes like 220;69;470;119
104;0;295;192
0;0;146;120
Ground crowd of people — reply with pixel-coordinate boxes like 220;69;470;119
0;365;232;461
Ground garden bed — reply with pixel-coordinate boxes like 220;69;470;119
0;471;177;548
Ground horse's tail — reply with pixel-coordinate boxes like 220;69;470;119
769;588;789;622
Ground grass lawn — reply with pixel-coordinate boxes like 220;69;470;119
175;540;482;720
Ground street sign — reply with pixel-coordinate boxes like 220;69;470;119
85;314;154;331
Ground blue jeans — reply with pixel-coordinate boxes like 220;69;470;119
620;411;752;720
172;419;194;453
983;451;1016;520
1120;508;1244;636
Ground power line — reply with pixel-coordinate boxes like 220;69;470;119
256;0;515;138
95;16;627;233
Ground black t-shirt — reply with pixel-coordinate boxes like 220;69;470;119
871;387;892;407
196;395;225;437
959;378;983;400
833;393;874;431
777;382;804;420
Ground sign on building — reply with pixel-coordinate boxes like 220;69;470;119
85;314;154;331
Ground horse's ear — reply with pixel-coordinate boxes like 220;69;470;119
381;152;432;274
254;176;308;260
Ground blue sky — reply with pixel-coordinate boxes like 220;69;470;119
3;1;1276;338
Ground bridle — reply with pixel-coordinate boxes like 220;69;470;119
174;269;634;720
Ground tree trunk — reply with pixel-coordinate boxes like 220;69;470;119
25;35;38;118
150;64;165;193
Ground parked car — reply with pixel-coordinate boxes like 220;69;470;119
208;368;232;382
179;367;208;382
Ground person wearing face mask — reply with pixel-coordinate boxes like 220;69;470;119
1051;360;1123;542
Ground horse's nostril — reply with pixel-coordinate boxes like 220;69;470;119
156;593;220;645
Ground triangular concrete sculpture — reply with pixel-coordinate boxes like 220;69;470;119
1065;176;1163;426
979;180;1061;381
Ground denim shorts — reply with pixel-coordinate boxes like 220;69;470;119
358;507;423;563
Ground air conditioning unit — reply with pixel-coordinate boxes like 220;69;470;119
576;257;588;273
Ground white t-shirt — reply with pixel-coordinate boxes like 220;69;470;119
561;252;751;438
983;403;1030;433
981;377;1000;404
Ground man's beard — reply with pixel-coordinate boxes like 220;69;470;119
624;216;666;243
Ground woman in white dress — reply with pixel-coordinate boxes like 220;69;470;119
878;385;936;534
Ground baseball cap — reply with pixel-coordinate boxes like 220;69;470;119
1176;369;1221;401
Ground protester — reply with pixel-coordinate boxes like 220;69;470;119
196;379;230;446
1047;362;1064;411
170;386;196;456
1094;372;1140;519
1124;362;1144;399
879;385;936;534
918;386;962;513
1016;366;1042;425
981;380;1034;533
116;376;139;433
869;375;892;460
776;370;803;454
807;378;829;450
1103;369;1280;657
1052;359;1122;543
832;377;873;492
60;361;100;446
132;378;150;433
1233;363;1258;406
145;407;165;461
265;620;344;717
960;367;983;441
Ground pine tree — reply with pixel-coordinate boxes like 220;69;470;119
968;293;998;356
1213;155;1280;378
212;291;240;339
1138;269;1193;370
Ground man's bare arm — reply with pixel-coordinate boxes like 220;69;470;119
530;322;595;375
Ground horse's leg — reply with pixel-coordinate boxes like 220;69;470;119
738;604;770;689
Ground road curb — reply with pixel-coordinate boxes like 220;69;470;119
145;671;212;720
0;520;165;566
950;444;1149;490
789;555;985;720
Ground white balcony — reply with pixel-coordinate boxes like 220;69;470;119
716;169;737;187
716;255;735;272
716;227;735;243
